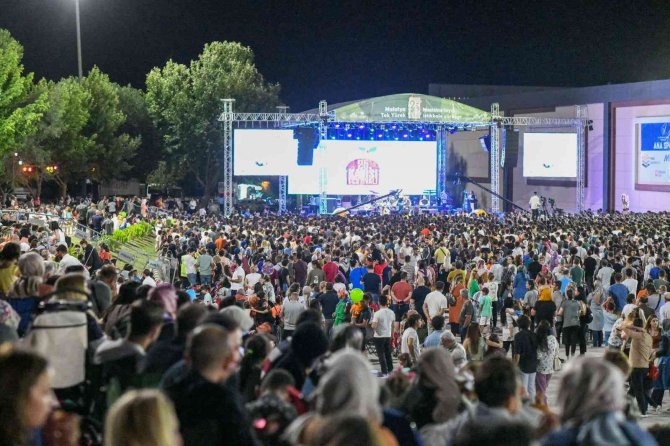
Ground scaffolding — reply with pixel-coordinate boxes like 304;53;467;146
219;100;589;215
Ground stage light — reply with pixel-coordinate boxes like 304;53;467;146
334;124;340;128
588;120;594;131
378;133;383;138
402;133;409;138
347;132;353;138
358;124;365;129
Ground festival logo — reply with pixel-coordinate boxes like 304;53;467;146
346;159;380;186
408;96;422;120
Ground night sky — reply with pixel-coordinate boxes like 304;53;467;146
2;0;670;111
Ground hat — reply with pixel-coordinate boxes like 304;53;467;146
220;305;254;331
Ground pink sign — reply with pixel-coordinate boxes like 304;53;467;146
346;159;380;185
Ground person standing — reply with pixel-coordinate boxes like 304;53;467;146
458;291;475;341
623;318;655;416
529;192;541;221
423;281;449;335
535;320;558;406
558;288;581;360
513;315;537;402
588;280;605;347
478;287;493;336
401;313;421;366
197;249;214;287
362;264;382;305
182;249;197;287
371;295;395;377
280;291;305;340
317;283;339;338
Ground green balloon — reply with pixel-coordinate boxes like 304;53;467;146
350;288;364;303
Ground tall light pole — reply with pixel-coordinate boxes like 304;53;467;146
75;0;83;80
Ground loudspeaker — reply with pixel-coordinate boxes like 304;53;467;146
504;129;519;168
294;127;319;166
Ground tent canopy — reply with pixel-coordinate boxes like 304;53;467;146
333;93;490;123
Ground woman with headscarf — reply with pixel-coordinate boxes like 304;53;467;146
513;266;528;301
0;301;20;343
148;284;178;341
406;348;462;446
533;280;556;329
650;319;670;411
541;357;656;446
588;280;606;347
285;349;399;446
6;252;44;298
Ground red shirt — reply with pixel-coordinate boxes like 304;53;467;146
391;281;412;304
323;261;339;283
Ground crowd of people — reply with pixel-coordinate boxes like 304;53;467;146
1;199;670;446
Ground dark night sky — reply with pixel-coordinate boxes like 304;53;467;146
2;0;670;111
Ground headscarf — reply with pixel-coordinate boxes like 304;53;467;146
315;349;382;424
148;284;177;318
558;357;626;426
0;301;20;329
662;319;670;335
414;348;461;423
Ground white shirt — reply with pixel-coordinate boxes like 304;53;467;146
424;291;449;320
622;303;637;319
57;253;87;277
529;195;541;210
142;276;157;287
182;254;197;275
622;278;638;296
372;308;395;338
401;327;420;359
660;301;670;324
230;267;245;291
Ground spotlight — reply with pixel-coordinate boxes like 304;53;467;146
346;132;353;138
358;124;365;129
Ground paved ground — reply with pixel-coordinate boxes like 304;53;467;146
369;345;670;428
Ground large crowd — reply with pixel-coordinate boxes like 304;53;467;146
1;198;670;446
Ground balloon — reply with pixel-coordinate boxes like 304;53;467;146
350;288;364;303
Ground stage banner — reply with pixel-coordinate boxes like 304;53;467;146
333;93;490;123
637;121;670;187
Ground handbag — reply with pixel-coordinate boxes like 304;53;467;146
553;354;563;372
648;362;660;381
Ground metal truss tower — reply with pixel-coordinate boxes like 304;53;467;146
221;99;235;216
490;103;501;213
575;105;587;212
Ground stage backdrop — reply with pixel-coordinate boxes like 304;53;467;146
635;118;670;189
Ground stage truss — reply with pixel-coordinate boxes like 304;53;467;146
219;100;588;216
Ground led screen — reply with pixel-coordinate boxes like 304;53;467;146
523;133;577;178
233;129;298;176
288;140;437;195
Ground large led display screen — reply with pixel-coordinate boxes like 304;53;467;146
636;119;670;187
288;140;437;195
522;133;577;178
233;129;298;176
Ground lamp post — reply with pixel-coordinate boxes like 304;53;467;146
75;0;83;80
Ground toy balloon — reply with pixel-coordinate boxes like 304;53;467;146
350;288;364;303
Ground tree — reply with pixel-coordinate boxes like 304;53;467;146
116;85;159;181
82;67;140;184
146;41;280;200
0;29;46;192
22;68;140;198
22;78;92;198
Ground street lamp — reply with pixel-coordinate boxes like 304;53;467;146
75;0;83;80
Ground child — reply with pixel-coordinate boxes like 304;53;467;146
397;352;413;372
602;301;620;346
333;289;348;327
201;285;212;306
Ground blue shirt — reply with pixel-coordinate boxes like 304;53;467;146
349;267;367;290
608;283;629;311
560;277;573;295
423;330;444;348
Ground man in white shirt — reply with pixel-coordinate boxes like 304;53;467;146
229;263;246;292
423;281;451;335
660;293;670;324
529;192;541;221
371;295;395;376
622;268;638;296
182;248;198;287
55;244;89;278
